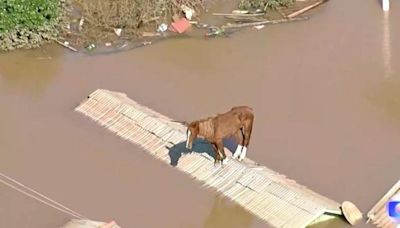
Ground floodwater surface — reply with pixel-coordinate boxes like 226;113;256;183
0;0;399;227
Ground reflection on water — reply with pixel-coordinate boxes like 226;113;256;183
382;12;392;78
0;44;64;96
203;195;254;228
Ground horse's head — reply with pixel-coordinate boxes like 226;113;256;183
185;121;199;150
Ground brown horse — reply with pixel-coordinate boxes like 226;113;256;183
183;106;254;165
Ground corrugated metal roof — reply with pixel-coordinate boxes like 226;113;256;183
367;180;400;228
61;219;120;228
75;89;343;228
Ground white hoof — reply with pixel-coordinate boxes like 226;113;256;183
233;145;243;159
222;159;228;165
239;147;247;161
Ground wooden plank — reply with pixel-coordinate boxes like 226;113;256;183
287;0;326;18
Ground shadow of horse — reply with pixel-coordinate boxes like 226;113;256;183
167;136;239;167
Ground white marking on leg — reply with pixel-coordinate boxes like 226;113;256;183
186;130;191;148
222;158;228;165
233;145;243;159
239;147;247;161
218;151;223;159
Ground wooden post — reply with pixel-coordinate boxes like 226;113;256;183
382;0;390;11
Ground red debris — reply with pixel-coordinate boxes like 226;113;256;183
169;18;191;34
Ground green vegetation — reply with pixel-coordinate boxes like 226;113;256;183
0;0;63;51
239;0;294;10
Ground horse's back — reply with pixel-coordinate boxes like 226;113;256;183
230;106;254;117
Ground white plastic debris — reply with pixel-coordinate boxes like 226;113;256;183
114;28;122;36
66;24;71;34
254;25;265;30
181;5;195;20
157;23;168;32
105;42;112;47
232;10;248;14
78;17;84;31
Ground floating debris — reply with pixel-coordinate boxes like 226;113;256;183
232;10;249;14
221;16;309;29
113;28;122;36
195;22;209;29
213;12;265;17
277;0;328;18
181;5;195;20
85;43;96;51
66;24;71;34
157;23;168;32
172;14;180;22
205;26;226;38
53;39;78;52
169;18;191;34
78;17;84;31
119;43;128;49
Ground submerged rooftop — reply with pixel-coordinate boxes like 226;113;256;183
75;89;344;228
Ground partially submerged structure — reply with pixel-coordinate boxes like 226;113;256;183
61;219;120;228
367;180;400;228
75;89;345;227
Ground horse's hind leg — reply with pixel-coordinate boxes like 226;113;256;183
239;120;253;161
233;129;244;159
212;143;221;166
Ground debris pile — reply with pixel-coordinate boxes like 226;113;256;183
58;0;204;53
54;0;327;54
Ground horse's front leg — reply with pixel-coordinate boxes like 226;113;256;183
211;143;221;166
216;141;227;166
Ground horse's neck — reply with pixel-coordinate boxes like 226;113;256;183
198;119;214;139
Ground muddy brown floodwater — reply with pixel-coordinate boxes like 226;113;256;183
0;0;399;227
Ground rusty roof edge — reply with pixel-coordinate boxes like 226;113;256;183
302;209;326;228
